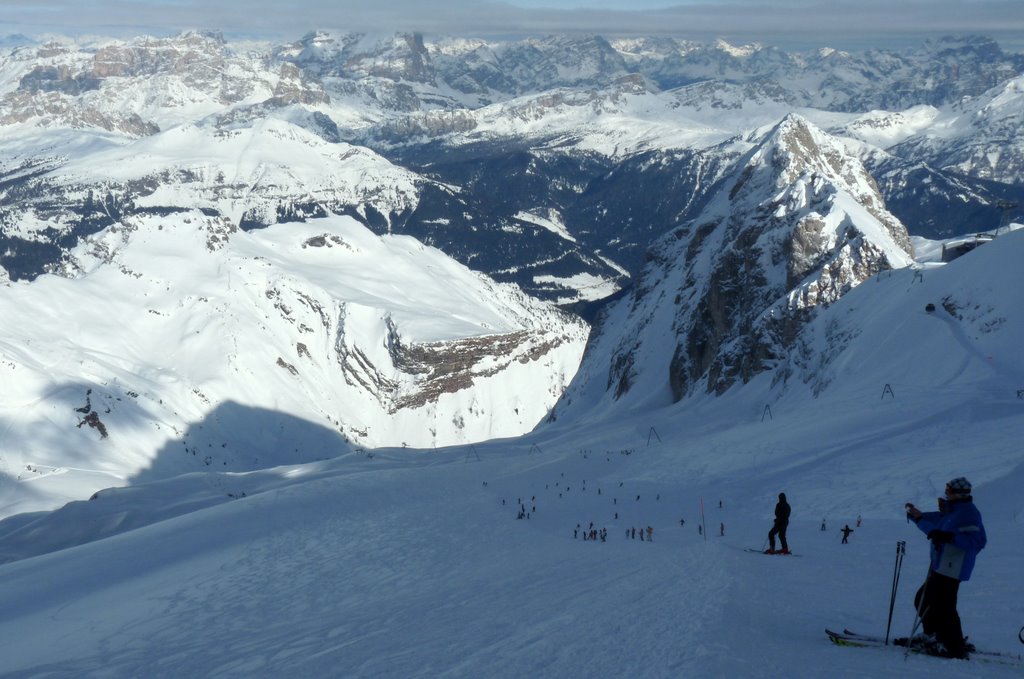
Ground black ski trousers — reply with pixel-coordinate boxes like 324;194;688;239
915;570;965;655
768;521;788;551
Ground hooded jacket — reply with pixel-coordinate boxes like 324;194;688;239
774;494;790;526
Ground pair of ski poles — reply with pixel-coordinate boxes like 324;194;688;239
885;540;906;645
889;541;1024;649
886;540;930;658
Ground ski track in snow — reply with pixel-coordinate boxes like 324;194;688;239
928;305;1020;384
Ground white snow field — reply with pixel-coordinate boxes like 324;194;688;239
0;212;589;517
0;232;1022;677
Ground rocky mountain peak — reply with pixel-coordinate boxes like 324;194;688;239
741;114;859;189
555;115;915;411
672;119;912;395
713;38;763;58
762;114;835;176
89;31;229;79
732;114;913;266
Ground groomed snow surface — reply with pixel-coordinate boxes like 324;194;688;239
1;405;1021;678
0;233;1023;677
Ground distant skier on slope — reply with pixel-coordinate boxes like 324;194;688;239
765;492;791;554
901;477;986;659
840;524;853;544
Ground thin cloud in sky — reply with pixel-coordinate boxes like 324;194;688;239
0;0;1022;50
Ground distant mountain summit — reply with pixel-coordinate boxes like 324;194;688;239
886;75;1024;185
556;115;913;413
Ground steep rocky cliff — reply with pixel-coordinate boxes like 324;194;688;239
556;114;914;414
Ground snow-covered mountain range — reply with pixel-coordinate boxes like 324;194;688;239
1;28;1023;519
2;31;1023;288
1;26;1024;677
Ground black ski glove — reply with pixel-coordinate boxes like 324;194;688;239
927;529;954;545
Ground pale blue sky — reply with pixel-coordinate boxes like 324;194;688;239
505;0;685;7
0;0;1021;51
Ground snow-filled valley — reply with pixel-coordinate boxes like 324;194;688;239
1;228;1022;677
0;212;588;517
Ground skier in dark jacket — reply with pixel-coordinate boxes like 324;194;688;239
840;525;853;544
765;492;791;554
903;477;986;659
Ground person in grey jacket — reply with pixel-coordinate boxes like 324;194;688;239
903;477;987;659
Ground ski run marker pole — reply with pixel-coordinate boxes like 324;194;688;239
696;497;704;544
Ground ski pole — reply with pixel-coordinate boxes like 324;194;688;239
906;604;929;660
905;565;933;660
885;541;905;645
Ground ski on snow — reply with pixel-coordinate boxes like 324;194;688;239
743;548;801;557
826;628;1022;666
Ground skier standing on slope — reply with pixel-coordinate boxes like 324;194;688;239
902;477;987;659
765;492;791;554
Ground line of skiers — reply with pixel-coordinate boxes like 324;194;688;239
626;526;654;541
575;523;608;541
514;498;536;520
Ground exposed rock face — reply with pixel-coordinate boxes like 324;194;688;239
89;32;228;79
272;63;330;106
0;89;159;134
384;328;579;411
567;114;915;410
328;293;587;417
667;115;912;397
